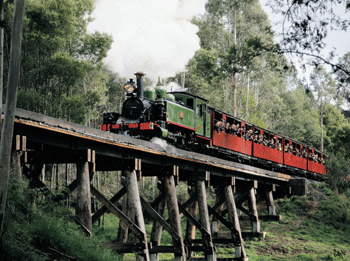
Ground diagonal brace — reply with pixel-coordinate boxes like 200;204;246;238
90;185;146;241
140;196;181;243
178;203;211;245
92;186;126;224
207;205;240;243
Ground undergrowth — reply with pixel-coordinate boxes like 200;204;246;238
0;178;122;261
1;179;350;261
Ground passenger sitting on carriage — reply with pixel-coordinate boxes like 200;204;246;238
215;120;224;128
269;137;275;148
302;149;307;158
253;133;259;143
232;124;239;135
258;133;263;144
225;122;232;133
245;129;253;140
285;144;293;153
263;135;268;146
309;153;313;161
319;156;325;164
237;126;244;137
277;142;282;151
310;153;316;161
215;119;225;133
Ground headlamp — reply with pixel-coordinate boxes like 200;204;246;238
124;79;137;95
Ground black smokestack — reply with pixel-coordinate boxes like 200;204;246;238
135;72;145;98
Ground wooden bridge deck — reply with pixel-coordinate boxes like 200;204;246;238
13;108;290;185
8;108;301;261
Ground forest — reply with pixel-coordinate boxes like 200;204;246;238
1;0;350;260
1;0;350;190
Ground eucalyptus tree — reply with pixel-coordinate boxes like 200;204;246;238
336;52;350;105
3;0;112;124
268;0;350;78
184;0;292;130
310;66;337;151
201;0;277;116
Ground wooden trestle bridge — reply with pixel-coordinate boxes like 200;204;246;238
9;108;306;261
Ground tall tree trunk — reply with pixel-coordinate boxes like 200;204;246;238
246;74;249;121
0;0;4;130
320;109;323;151
232;10;237;117
51;164;55;190
55;163;59;191
0;0;26;238
232;72;237;117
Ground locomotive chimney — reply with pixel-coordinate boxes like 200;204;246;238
135;72;145;98
156;76;163;86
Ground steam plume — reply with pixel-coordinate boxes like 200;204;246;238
88;0;206;81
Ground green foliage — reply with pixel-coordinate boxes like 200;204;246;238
312;192;350;230
276;195;312;218
325;153;350;194
1;178;122;261
330;124;350;159
3;0;115;127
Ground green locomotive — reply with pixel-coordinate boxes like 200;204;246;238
101;72;212;148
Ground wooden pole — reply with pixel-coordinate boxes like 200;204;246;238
248;187;260;233
211;190;223;236
196;180;216;261
76;161;92;235
150;197;166;261
11;151;22;181
224;185;247;259
267;185;276;216
0;0;26;238
117;194;129;244
185;186;198;258
124;169;150;261
164;175;186;261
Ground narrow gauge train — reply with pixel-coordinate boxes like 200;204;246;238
100;72;326;180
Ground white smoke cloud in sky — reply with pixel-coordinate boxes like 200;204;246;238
88;0;207;82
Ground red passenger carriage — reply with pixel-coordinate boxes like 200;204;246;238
210;108;326;177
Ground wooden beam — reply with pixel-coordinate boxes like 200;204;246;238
196;179;216;258
207;205;239;241
117;193;129;244
178;203;211;241
25;149;95;164
185;186;198;258
150;195;166;261
224;185;247;259
164;175;186;261
76;161;92;235
74;216;92;237
103;242;146;252
140;196;181;242
248;186;260;232
90;185;145;240
124;169;150;261
92;186;126;224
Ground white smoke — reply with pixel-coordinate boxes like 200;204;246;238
165;82;185;92
150;137;168;150
88;0;206;82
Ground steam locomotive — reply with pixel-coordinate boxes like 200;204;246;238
100;72;326;179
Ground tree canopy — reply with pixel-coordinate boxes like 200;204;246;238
2;0;122;126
